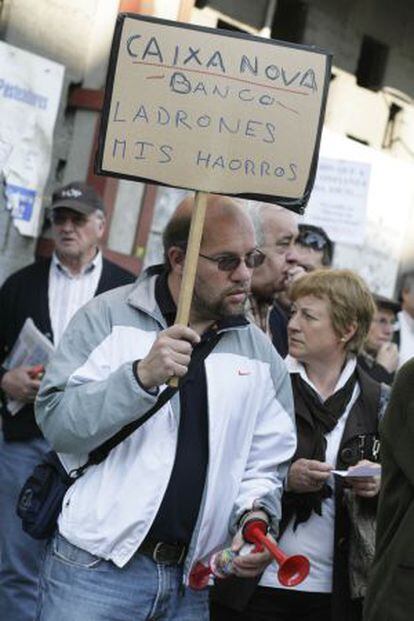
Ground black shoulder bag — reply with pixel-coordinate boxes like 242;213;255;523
16;333;221;540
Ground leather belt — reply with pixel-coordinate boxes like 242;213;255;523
138;538;186;565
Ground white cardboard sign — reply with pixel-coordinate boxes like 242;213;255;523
97;14;331;213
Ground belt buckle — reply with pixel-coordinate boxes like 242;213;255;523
152;542;164;563
177;544;186;565
152;542;186;565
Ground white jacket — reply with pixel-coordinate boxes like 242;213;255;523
36;267;296;580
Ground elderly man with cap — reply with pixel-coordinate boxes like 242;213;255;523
0;181;135;621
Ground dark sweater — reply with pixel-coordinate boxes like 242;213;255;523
147;269;248;545
268;301;289;358
357;351;394;385
0;257;135;441
364;359;414;621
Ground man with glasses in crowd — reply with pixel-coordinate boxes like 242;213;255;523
292;223;334;275
358;294;399;385
246;202;300;356
268;223;334;357
0;181;135;621
33;194;296;621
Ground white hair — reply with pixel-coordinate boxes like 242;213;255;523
244;201;288;247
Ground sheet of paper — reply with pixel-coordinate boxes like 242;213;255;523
333;464;381;478
3;318;54;415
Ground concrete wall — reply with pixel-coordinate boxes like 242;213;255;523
0;0;186;283
188;0;414;288
303;0;414;279
2;0;414;283
0;0;119;284
304;0;414;98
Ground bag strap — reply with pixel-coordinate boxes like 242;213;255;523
73;330;222;477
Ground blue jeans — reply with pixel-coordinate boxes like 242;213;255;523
0;434;49;621
36;533;209;621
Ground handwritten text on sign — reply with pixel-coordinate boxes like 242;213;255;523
305;158;371;245
99;16;330;205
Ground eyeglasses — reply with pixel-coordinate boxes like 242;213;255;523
199;249;265;271
297;231;329;251
51;212;89;227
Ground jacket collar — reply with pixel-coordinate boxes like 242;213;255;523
127;265;166;327
339;365;380;445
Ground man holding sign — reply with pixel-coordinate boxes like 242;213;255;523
34;194;296;621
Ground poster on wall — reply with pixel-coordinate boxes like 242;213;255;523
96;13;331;213
305;128;414;297
303;157;371;245
0;42;65;237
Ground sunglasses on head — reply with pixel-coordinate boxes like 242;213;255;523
297;231;329;251
199;249;265;271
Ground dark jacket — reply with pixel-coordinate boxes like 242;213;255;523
357;351;394;386
0;256;135;441
364;360;414;621
211;365;386;621
268;301;289;358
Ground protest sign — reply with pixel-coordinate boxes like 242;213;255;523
310;128;414;297
0;42;64;237
304;157;371;245
96;14;331;213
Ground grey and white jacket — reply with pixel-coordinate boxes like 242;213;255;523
35;268;296;580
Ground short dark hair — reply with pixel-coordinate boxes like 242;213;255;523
162;211;192;270
297;224;334;267
372;293;400;315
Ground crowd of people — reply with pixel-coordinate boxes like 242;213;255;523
0;182;413;621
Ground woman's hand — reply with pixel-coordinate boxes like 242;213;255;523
346;459;381;498
287;458;333;493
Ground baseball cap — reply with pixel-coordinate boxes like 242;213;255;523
50;181;105;215
372;293;400;315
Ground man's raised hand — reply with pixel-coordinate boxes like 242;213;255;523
136;325;200;390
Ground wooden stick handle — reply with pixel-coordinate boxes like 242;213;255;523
169;191;208;387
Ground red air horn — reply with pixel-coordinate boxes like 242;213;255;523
189;518;310;590
242;518;310;587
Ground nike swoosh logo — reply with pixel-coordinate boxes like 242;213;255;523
238;370;252;376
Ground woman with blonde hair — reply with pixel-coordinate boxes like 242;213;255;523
259;269;388;620
211;269;389;621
